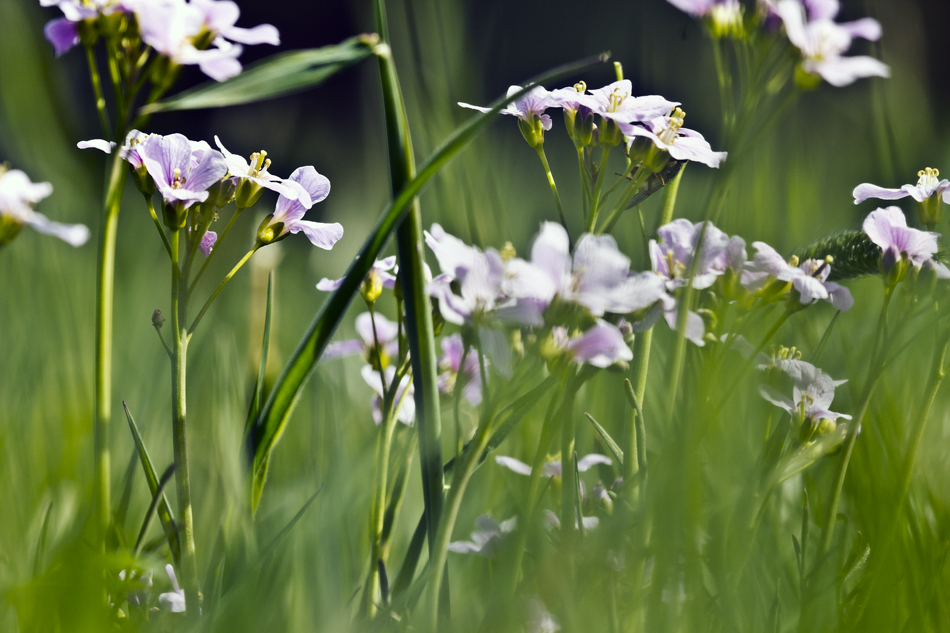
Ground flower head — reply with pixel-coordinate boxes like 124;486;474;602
317;256;398;293
854;168;950;226
759;358;850;441
544;321;633;368
40;0;125;55
258;166;341;249
776;0;888;87
447;515;517;557
361;365;414;426
214;136;307;207
141;133;228;210
495;453;612;478
861;206;950;279
627;108;728;169
0;167;89;247
459;85;556;147
426;224;506;325
158;564;185;612
438;334;484;406
742;241;854;310
324;311;399;368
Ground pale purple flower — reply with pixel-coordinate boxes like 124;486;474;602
742;242;854;310
853;168;950;206
0;168;89;246
776;0;888;87
361;364;414;425
459;85;556;131
198;230;216;256
317;256;397;292
650;219;735;290
542;509;599;533
495;453;612;478
40;0;125;55
583;80;679;128
261;166;342;249
759;359;851;422
213;136;304;202
862;207;950;277
547;321;633;368
626;109;727;168
667;0;737;17
191;0;279;46
158;564;185;612
438;334;484;406
426;225;505;325
141;133;227;209
43;18;79;56
633;293;708;347
447;515;517;557
324;311;399;362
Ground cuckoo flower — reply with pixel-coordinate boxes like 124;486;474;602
438;334;484;406
158;564;185;613
198;231;216;256
214;136;304;205
426;224;505;325
862;206;950;278
775;0;888;87
627;108;728;169
742;241;854;309
324;311;399;365
545;322;633;368
361;365;415;426
459;85;556;146
191;0;279;46
543;509;600;533
760;359;850;440
495;453;612;478
583;80;679;145
258;166;341;249
317;256;398;293
854;168;950;226
0;168;89;247
448;515;517;557
142;133;228;209
40;0;126;55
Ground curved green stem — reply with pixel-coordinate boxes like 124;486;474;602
535;144;569;234
454;343;472;460
189;207;241;296
587;145;612;231
577;147;591;222
187;245;258;337
84;45;111;138
144;195;172;259
596;165;649;235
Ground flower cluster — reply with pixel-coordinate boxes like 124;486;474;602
42;0;278;81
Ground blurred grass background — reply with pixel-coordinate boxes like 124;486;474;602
2;0;950;630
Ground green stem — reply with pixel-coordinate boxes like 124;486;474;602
144;195;172;259
587;145;612;231
536;144;570;234
170;228;199;618
455;343;472;460
93;151;127;544
559;373;578;575
361;404;399;617
189;207;241;296
597;165;649;235
187;245;258;337
578;147;591;223
84;45;111;138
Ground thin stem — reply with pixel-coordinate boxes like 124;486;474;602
535;145;570;235
559;373;578;576
596;165;649;235
153;323;173;360
454;343;472;460
189;208;241;296
578;147;591;223
170;229;199;618
587;145;612;231
84;45;111;138
718;309;793;409
144;195;172;259
187;245;259;337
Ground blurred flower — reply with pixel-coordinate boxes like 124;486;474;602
40;0;125;55
742;242;854;309
666;0;745;38
527;598;561;633
190;0;279;46
258;166;342;249
759;359;850;440
43;18;79;56
543;509;599;532
626;108;728;169
545;321;633;368
426;224;506;325
361;365;414;425
460;85;555;147
0;168;89;247
775;0;888;87
494;453;611;477
438;334;484;405
158;564;185;612
862;206;950;278
447;515;516;557
324;311;399;366
317;256;398;292
650;219;736;290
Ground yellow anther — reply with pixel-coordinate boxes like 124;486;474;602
573;81;587;93
825;255;834;264
788;255;800;267
917;167;940;187
500;241;517;261
171;168;184;189
658;108;686;145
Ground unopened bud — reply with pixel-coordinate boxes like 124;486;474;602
77;19;100;48
880;246;907;288
815;418;837;437
256;214;284;246
235;178;264;211
152;309;165;328
598;118;624;147
206;177;237;209
361;269;383;304
518;116;545;148
131;165;155;196
162;201;186;229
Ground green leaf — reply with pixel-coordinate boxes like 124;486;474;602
259;484;324;559
32;501;53;577
245;49;611;510
140;35;378;114
584;412;624;468
133;463;176;557
123;402;181;565
244;271;275;440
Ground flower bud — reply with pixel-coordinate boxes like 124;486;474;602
130;166;156;196
517;117;545;148
815;418;837;437
909;259;939;297
152;309;166;328
880;246;908;289
256;214;284;246
598;118;624;147
361;269;384;305
206;177;237;209
643;144;672;174
0;214;23;248
572;107;595;148
794;65;822;91
77;19;99;48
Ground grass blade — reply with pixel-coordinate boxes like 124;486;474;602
32;501;53;577
245;271;275;440
123;401;181;565
585;412;624;468
259;484;324;559
133;463;176;557
141;36;378;114
245;49;611;510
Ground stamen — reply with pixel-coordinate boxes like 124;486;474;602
787;255;800;267
171;168;184;189
658;108;685;145
917;167;940;187
573;81;587;93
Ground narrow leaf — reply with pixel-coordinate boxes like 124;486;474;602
123;401;181;565
585;413;624;468
246;51;611;507
259;484;324;559
114;448;139;538
133;463;176;557
141;36;378;114
244;270;275;439
32;501;53;577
